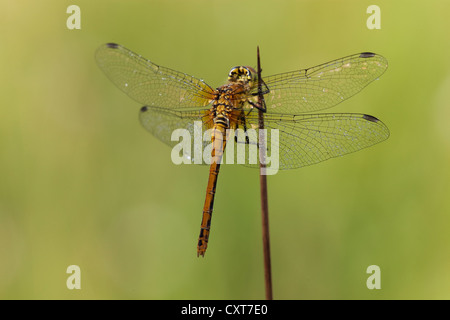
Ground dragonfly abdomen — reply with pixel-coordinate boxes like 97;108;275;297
197;120;229;257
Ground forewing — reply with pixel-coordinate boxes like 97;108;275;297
96;43;215;110
262;53;388;114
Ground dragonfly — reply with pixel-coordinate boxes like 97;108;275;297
96;43;389;257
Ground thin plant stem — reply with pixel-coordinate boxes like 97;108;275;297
256;46;273;300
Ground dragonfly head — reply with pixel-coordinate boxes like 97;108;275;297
228;66;257;85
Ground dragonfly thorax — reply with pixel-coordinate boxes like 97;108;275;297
228;66;257;84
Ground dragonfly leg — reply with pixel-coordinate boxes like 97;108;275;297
248;99;266;113
234;110;251;145
238;108;268;152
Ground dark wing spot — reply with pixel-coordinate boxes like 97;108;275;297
106;43;119;49
362;114;380;122
140;106;148;112
359;52;376;58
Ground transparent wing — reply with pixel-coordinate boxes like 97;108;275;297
140;106;389;169
139;106;214;164
230;111;390;169
261;53;388;114
96;43;215;110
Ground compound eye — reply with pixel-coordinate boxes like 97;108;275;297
244;68;253;81
228;66;252;83
228;67;239;81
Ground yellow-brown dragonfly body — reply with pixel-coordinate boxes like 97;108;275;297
198;66;260;256
96;43;389;257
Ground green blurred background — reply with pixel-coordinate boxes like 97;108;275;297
1;0;450;299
